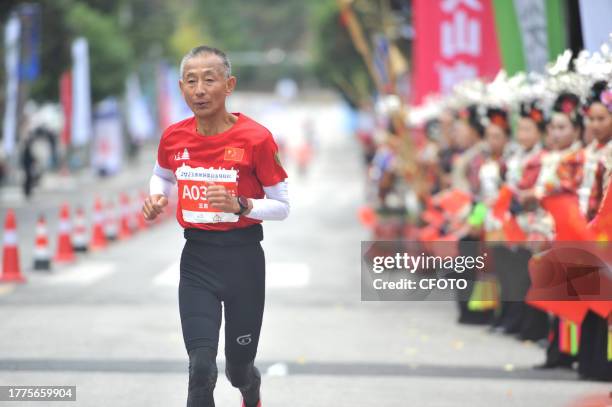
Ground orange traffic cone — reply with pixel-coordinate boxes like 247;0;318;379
33;215;51;271
91;198;108;250
104;200;118;241
1;209;25;282
72;207;89;252
54;203;75;263
118;192;132;240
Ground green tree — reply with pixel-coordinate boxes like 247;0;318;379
183;0;312;89
65;2;131;102
0;0;179;103
310;5;375;107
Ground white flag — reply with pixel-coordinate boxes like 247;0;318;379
125;73;154;142
579;0;612;53
2;14;20;155
91;98;122;175
71;37;92;147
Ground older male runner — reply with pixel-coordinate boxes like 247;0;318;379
143;45;289;407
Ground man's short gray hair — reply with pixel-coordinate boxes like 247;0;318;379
179;45;232;79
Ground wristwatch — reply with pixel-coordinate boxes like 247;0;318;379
234;196;249;215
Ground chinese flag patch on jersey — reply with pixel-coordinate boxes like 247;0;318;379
224;147;244;161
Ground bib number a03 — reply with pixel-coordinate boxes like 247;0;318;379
176;165;239;223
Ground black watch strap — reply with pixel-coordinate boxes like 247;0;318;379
234;196;249;215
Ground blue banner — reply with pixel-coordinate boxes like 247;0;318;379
18;3;41;81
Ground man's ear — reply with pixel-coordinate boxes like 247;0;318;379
178;79;185;97
226;76;236;96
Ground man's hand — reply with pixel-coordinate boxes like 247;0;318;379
206;184;241;213
143;194;169;221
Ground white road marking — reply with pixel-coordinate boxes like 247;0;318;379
153;261;180;286
265;362;289;376
45;262;116;285
0;283;16;296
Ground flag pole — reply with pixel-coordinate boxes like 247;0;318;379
337;0;421;190
337;0;385;93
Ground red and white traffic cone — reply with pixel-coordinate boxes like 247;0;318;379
104;200;118;241
1;209;25;283
72;207;89;252
118;192;132;240
54;203;75;263
91;198;107;250
33;214;51;271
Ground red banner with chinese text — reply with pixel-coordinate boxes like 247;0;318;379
412;0;502;105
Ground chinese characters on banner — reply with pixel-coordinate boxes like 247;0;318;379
412;0;501;105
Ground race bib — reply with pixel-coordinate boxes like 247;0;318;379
176;164;239;223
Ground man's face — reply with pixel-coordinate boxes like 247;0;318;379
179;53;236;118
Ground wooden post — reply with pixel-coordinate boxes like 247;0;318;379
337;0;421;189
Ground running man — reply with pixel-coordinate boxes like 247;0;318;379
142;45;289;407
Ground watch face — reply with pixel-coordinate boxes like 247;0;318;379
238;196;248;213
238;196;248;208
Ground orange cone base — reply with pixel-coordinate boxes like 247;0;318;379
1;251;26;283
89;240;107;251
54;252;75;263
0;274;26;283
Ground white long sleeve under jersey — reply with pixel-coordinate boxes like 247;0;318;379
149;161;290;221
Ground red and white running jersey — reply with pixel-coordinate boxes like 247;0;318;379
157;113;288;231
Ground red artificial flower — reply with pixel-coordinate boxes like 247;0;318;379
561;99;576;114
530;109;543;123
491;113;508;129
